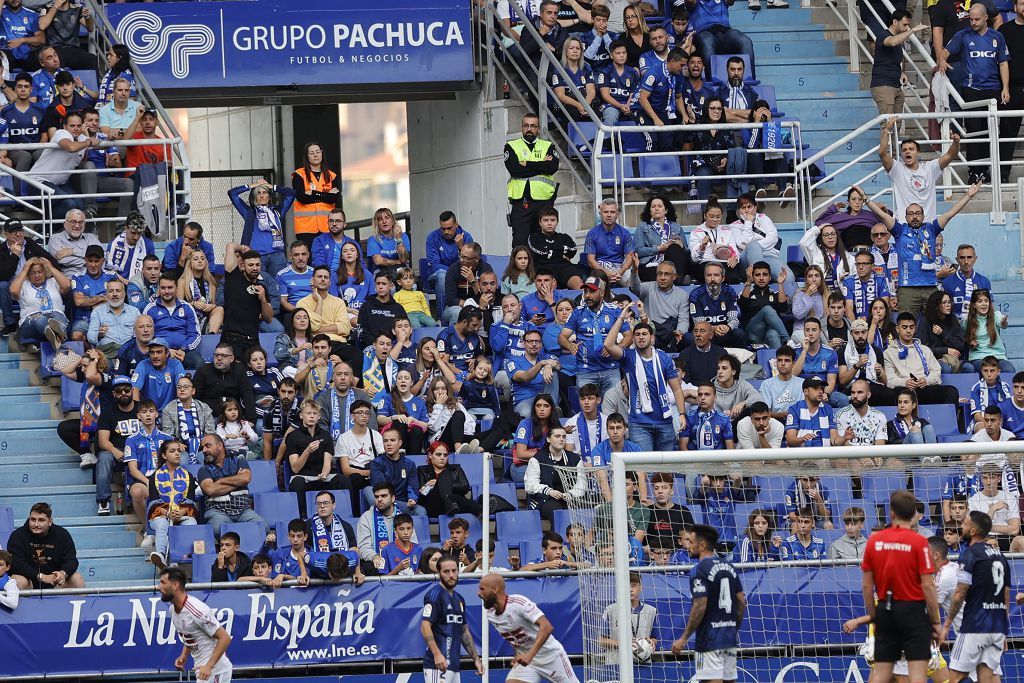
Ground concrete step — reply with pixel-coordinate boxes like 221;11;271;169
0;402;57;420
0;462;94;487
0;451;80;467
743;24;827;36
747;39;838;58
2;486;104;518
731;7;816;26
0;368;31;385
0;430;73;454
78;556;161;583
770;73;861;92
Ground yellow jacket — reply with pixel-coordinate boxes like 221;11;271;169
394;288;432;316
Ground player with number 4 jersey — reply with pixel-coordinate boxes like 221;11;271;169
672;524;747;683
479;573;580;683
942;511;1011;683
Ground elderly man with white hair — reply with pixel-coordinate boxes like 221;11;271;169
47;209;100;277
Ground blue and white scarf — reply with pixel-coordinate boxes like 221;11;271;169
575;413;601;462
851;276;876;319
632;351;672;420
255;206;284;250
372;507;391;555
329;389;356;442
176;401;202;464
895;338;929;377
311;512;349;553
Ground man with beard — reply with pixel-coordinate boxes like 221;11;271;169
883;313;960;405
479;573;579;683
221;242;274;358
159;567;233;682
422;211;473;316
687;262;745;349
94;375;140;515
505;113;559;247
307;490;358;553
796;319;849;409
197;434;266;538
87;278;139;358
716;56;763;122
131;337;187;411
312;207;365;279
834;380;901;475
8;502;85;589
422;555;483;680
560;275;633;395
838;318;896;405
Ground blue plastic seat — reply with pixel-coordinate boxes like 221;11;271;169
198;334;219;363
942;373;979;402
567;121;598;158
861;472;909;506
248;460;279;494
41;341;83;379
496;510;542;544
710;54;755;85
412;514;432;544
258;333;280;366
638;155;682;185
191;553;214;583
438;513;482;547
306;490;356;518
599;155;637;186
918;404;960;436
552;507;595;536
253;492;300;524
412;327;442;344
168;524;216;564
817;475;854;507
452;452;494;486
221;521;266;556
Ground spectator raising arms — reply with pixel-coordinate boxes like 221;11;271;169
230;179;296;277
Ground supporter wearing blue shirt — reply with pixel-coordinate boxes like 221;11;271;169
715;57;760;119
679;526;745;657
784;377;839;449
366;212;411;275
842;259;892;321
505;328;559;418
603;312;688;452
997;376;1024;438
969;363;1010;428
130;339;187;411
784;475;834;528
942;10;1010;92
780;509;828;560
688;0;757;82
520;287;555;325
942;244;993;321
597;43;640;125
276;242;314;314
1;1;43;66
311;209;364;279
491;294;536;367
436;308;484;372
638;26;671;76
664;8;695;51
231;181;296;277
630;49;686;152
677;55;715;121
69;245;113;338
865;181;979;314
579;4;618;71
423;212;473;315
141;275;203;369
795;319;848;408
264;520;314;582
692;474;759;546
584;200;637;285
680;397;734;451
30;48;68;111
162;222;216;277
687;262;746;348
380;514;421;575
368;427;425;516
0;76;46;174
105;224;155;281
549;54;594;120
558;276;631;395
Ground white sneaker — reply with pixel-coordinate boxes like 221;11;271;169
768;0;789;7
97;501;110;516
149;551;166;569
140;533;155;550
79;452;97;469
749;0;761;9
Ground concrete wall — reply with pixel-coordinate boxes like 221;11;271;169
406;91;514;260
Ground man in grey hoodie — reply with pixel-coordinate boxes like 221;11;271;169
712;353;762;418
827;505;868;559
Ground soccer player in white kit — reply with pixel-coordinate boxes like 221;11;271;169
159;567;233;682
478;574;580;683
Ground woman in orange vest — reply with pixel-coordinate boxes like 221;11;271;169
290;141;341;251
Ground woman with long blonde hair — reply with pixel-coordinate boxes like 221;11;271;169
178;249;224;333
367;207;410;278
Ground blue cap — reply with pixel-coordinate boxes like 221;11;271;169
148;337;169;349
112;375;132;386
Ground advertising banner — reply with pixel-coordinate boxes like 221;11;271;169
104;0;474;91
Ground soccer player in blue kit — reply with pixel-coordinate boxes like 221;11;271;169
941;511;1011;683
421;555;483;683
671;524;746;683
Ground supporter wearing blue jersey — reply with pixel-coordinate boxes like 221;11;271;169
863;181;979;316
1;0;43;68
942;4;1010;181
264;519;313;584
630;48;686;152
549;39;595;122
943;244;993;321
142;274;203;370
69;245;113;340
796;319;849;408
689;0;756;81
276;242;314;316
436;307;484;372
785;474;834;529
784;377;839;449
638;26;670;75
687;262;746;348
597;41;640;125
106;220;155;281
584;200;636;286
422;556;482;678
559;275;632;395
491;293;536;367
671;525;746;681
381;514;421;575
969;359;1010;429
0;73;47;172
693;474;759;547
130;339;187;411
997;372;1024;437
603;309;688;452
422;212;472;315
680;384;734;450
665;7;695;50
366;217;412;277
579;5;618;71
780;508;828;560
942;511;1011;679
677;54;715;122
520;273;555;326
505;328;560;418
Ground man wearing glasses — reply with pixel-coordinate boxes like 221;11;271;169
46;209;99;277
193;341;258;422
442;242;494;326
504;112;559;247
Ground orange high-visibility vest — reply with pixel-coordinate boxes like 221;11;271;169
293;167;338;235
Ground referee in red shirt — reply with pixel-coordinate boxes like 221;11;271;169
861;490;941;683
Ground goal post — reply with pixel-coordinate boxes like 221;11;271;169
595;439;1024;683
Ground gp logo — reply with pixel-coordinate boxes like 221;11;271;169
116;11;215;79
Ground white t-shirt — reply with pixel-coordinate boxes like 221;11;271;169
496;0;541;21
335;428;384;469
835;406;887;446
935;561;963;632
887;158;942;221
29;129;87;185
735;415;784;449
170;595;232;677
18;277;64;323
967;488;1020;529
486;594;567;658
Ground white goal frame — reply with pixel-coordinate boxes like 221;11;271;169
609;439;1024;683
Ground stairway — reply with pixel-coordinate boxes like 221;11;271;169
731;5;884;198
0;338;154;586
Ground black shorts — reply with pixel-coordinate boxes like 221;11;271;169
874;600;933;663
546;261;588;290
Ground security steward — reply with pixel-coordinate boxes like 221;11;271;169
860;489;942;683
504;112;560;247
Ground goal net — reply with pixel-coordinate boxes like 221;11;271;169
558;440;1024;683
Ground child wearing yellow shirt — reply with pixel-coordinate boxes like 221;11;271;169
394;268;437;328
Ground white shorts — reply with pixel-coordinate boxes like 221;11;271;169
950;632;1005;675
205;670;232;683
695;649;738;681
425;669;460;683
507;647;579;683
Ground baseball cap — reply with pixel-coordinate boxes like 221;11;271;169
84;245;104;260
148;337;169;349
850;319;869;332
582;276;606;291
4;219;24;233
802;377;826;390
112;375;132;387
142;108;158;118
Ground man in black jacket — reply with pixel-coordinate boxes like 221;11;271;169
192;341;257;421
8;502;85;589
677;321;727;385
356;272;408;350
0;219;58;334
210;531;252;582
